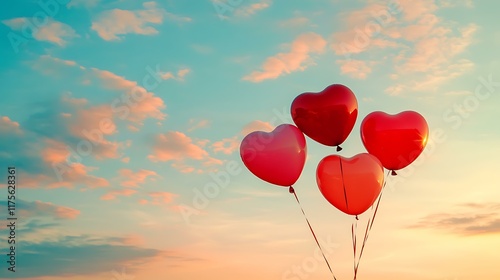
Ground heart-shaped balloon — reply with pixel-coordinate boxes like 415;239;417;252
240;124;307;187
291;84;358;148
361;111;429;171
317;153;384;216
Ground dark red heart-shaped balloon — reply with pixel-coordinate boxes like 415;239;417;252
291;84;358;148
240;124;307;187
361;111;429;171
317;153;384;216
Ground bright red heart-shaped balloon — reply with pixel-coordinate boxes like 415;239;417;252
240;124;307;187
291;84;358;148
317;153;384;216
361;111;429;171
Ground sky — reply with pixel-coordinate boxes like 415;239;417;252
0;0;500;279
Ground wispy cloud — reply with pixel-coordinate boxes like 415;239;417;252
234;0;272;17
330;0;478;92
92;1;191;41
119;169;158;188
409;202;500;235
3;18;77;46
243;32;326;82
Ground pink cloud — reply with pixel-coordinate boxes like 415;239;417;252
147;191;176;204
3;18;77;46
331;3;398;55
212;137;239;155
336;59;372;79
91;2;191;41
39;141;110;189
243;32;326;82
19;200;80;219
92;68;167;124
0;116;21;134
241;120;274;136
234;0;272;17
101;189;137;200
397;0;438;21
41;139;70;164
170;162;197;173
119;169;158;187
188;119;210;132
50;162;109;189
68;105;121;159
148;131;209;162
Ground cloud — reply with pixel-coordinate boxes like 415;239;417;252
243;32;326;82
0;116;21;134
188;119;210;132
409;202;500;235
101;189;137;200
3;18;77;46
39;139;110;189
68;105;122;159
91;1;191;41
148;131;209;162
331;2;400;56
241;120;274;135
31;55;85;77
279;17;310;28
148;131;223;173
0;236;162;279
336;59;373;79
330;0;478;92
91;68;167;123
119;169;158;187
234;0;272;17
212;137;239;155
141;191;177;205
159;67;191;81
12;199;80;220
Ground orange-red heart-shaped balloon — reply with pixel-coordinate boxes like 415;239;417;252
240;124;307;187
361;111;429;171
317;153;384;216
291;84;358;148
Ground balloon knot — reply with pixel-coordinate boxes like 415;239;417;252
355;215;359;220
336;146;342;152
289;186;295;194
391;170;397;176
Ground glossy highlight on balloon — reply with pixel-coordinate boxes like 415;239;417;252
240;124;307;187
361;111;429;171
316;153;384;216
291;84;358;147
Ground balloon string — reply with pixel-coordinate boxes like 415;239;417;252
353;170;391;279
289;186;337;280
339;158;349;211
351;219;357;278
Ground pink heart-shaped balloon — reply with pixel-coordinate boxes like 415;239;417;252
317;153;384;216
240;124;307;187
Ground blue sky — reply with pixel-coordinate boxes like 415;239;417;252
1;0;500;279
